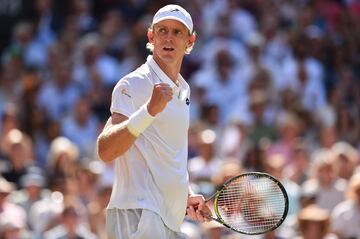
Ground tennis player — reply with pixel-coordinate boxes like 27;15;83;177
97;4;210;239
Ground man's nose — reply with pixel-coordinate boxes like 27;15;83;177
164;32;174;41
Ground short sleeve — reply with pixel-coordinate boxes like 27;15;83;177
110;80;134;117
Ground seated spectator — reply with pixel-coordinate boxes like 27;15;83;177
331;141;359;181
241;142;267;172
43;200;96;239
247;89;277;145
281;31;326;113
0;177;28;238
284;139;311;186
0;103;19;158
317;126;338;150
0;217;31;239
302;149;346;212
1;129;34;188
73;33;119;90
331;173;360;238
192;49;243;124
36;61;81;121
2;21;49;69
47;136;79;180
188;129;223;184
9;167;50;230
87;185;112;239
75;161;100;206
61;95;100;159
296;205;338;239
28;191;64;237
267;113;302;165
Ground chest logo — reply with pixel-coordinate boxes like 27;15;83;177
121;88;131;98
186;98;190;105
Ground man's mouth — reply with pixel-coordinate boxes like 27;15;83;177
163;47;174;51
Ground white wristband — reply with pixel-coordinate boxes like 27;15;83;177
127;104;155;137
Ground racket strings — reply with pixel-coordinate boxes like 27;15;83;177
216;176;286;234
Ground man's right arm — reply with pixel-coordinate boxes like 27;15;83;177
97;113;136;163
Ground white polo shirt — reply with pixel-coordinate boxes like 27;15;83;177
107;55;191;232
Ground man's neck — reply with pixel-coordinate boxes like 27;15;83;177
153;55;182;83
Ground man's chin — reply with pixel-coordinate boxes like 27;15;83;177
159;54;177;64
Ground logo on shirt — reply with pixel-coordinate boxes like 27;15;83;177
121;88;131;98
186;98;190;106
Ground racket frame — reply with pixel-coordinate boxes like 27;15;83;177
207;172;289;235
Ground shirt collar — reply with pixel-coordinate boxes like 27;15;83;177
146;55;184;88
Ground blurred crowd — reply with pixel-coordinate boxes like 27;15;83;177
0;0;359;238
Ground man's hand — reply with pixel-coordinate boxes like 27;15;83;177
186;194;212;223
147;83;173;116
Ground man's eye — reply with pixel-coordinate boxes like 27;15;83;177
159;28;167;33
174;30;183;36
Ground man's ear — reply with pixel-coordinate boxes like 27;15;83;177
188;34;196;47
147;30;154;43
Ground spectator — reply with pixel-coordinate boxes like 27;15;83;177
247;89;277;145
198;103;224;152
73;33;119;91
0;104;19;157
0;177;28;238
70;0;97;35
267;113;302;165
199;13;247;70
317;126;338;150
192;49;243;124
61;95;100;159
43;200;96;239
284;139;311;186
331;141;359;181
302;149;346;212
188;129;223;188
281;32;326;113
331;173;360;238
218;111;252;162
47;136;79;181
36;61;81;121
296;205;338;239
28;190;64;237
1;129;33;188
74;162;100;206
2;21;48;69
9;168;49;229
87;185;111;239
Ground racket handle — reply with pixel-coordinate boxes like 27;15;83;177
185;205;214;221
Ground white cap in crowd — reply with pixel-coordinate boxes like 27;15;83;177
152;4;193;32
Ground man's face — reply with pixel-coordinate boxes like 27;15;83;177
148;19;195;65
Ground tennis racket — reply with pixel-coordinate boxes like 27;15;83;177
197;172;289;235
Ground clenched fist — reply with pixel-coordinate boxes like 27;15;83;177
147;83;173;116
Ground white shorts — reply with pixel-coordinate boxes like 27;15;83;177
106;209;188;239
